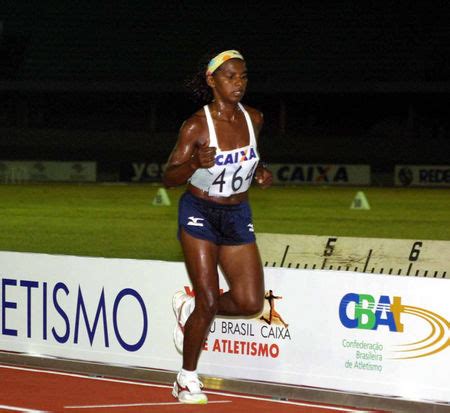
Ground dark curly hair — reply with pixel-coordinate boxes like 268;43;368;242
185;47;245;104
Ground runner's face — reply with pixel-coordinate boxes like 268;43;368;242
210;59;248;103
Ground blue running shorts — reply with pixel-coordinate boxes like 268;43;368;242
178;191;256;245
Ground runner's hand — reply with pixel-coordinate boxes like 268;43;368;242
192;142;216;169
255;165;273;189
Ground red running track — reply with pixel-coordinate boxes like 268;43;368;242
0;365;387;413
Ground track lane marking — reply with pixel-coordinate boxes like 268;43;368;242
0;365;374;412
65;401;231;408
205;390;369;412
0;405;48;413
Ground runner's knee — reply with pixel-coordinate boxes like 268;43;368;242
195;291;220;320
236;293;264;316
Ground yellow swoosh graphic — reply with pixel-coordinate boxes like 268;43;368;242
391;305;449;359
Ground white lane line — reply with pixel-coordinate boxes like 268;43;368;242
205;390;369;412
64;400;231;409
0;364;172;390
1;365;372;412
0;405;48;413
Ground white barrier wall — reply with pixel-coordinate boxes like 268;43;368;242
1;251;449;403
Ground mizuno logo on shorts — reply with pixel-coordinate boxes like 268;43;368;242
187;217;204;227
247;224;254;232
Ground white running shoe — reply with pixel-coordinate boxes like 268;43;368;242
172;372;208;404
172;291;195;353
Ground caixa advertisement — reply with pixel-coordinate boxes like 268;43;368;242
267;164;371;186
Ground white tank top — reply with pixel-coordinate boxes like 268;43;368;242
189;103;260;197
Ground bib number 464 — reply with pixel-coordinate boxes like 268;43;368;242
211;162;258;193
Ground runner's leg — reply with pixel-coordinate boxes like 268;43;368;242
179;229;220;370
217;242;265;316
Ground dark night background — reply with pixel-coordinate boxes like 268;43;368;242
1;1;449;182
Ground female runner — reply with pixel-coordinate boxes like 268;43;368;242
163;49;272;404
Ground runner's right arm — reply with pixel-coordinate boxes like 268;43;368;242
162;115;216;187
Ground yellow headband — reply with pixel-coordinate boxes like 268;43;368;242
206;50;244;75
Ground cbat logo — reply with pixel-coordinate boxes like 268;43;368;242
339;293;403;332
215;148;257;166
339;293;449;359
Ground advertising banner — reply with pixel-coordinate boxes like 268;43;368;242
119;162;164;182
0;161;96;183
1;251;449;403
395;165;450;187
268;164;371;185
118;162;370;185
